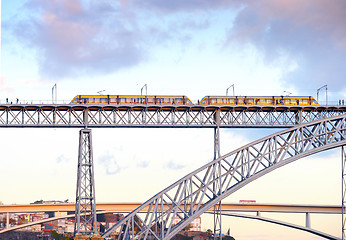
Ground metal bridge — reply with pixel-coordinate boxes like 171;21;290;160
0;104;345;127
1;103;346;239
101;114;346;240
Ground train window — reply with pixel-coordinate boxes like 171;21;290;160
120;98;126;103
100;98;107;103
247;98;254;104
110;98;117;103
175;98;182;104
284;99;291;104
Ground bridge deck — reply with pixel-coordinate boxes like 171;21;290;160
1;104;345;128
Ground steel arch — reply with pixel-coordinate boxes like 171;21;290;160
102;114;346;239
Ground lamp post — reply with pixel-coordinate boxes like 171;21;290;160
226;84;234;96
317;85;328;105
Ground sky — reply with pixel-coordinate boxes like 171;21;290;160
1;0;346;239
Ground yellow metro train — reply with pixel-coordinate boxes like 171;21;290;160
70;95;319;105
70;95;193;105
199;96;319;105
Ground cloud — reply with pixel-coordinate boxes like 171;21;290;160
99;152;122;175
7;0;145;78
6;0;222;79
56;154;70;163
5;0;346;97
166;160;185;170
137;161;149;168
228;0;346;92
133;0;241;13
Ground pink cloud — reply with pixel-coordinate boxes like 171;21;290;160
9;0;144;78
240;0;346;49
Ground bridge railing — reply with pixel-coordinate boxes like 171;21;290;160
0;99;71;105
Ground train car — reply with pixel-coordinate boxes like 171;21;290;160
70;95;193;105
199;96;319;105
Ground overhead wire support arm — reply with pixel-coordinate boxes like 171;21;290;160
141;84;147;96
52;84;57;104
226;84;234;96
317;85;328;105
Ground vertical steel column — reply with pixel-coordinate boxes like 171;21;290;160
342;146;346;240
305;212;311;228
6;212;9;229
214;110;222;240
74;128;98;236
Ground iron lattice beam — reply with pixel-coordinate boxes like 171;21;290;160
0;104;345;127
102;114;346;240
74;128;97;236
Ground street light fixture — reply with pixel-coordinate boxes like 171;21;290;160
226;84;234;96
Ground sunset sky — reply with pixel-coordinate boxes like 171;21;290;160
1;1;346;239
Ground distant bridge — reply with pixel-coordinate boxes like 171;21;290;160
0;203;341;237
0;202;341;214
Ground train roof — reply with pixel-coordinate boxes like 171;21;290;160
72;95;191;98
201;95;316;98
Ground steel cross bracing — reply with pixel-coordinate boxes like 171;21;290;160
74;129;98;235
0;104;345;127
102;114;346;240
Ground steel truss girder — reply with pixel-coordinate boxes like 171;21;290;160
74;129;97;235
0;105;345;127
102;114;346;240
